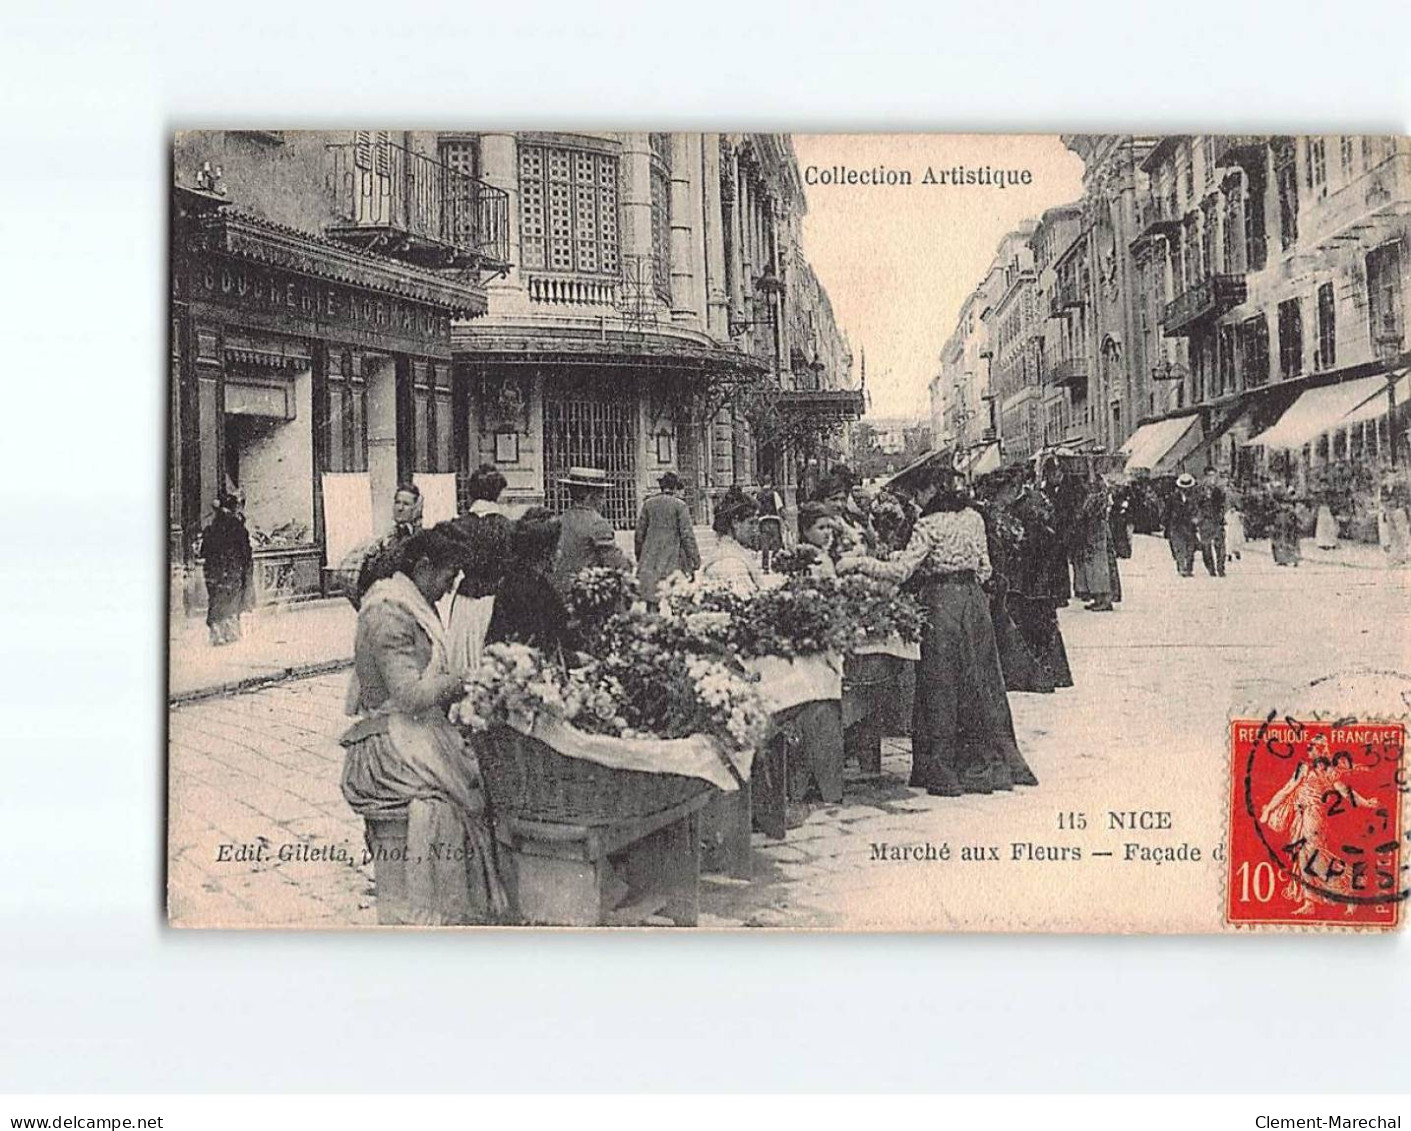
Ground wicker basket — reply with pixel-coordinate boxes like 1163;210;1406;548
476;725;712;826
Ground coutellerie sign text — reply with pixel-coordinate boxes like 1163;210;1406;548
179;255;453;354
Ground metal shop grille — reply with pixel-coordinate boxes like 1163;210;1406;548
542;377;639;529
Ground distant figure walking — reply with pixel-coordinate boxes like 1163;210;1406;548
1197;466;1228;577
200;492;254;646
634;471;700;603
1270;486;1303;567
1165;474;1200;578
1225;497;1246;562
1315;500;1340;551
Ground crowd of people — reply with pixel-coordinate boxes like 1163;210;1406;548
189;442;1410;923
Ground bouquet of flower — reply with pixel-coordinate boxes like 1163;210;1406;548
869;490;910;550
732;575;858;658
455;629;767;754
834;573;926;645
565;566;639;630
453;641;625;735
593;614;767;748
769;544;824;576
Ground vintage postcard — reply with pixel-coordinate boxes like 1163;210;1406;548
166;131;1411;930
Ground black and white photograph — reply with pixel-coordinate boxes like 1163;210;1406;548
166;130;1411;930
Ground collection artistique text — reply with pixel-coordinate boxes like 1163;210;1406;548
803;164;1034;188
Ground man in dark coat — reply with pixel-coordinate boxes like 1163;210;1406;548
201;492;254;645
1165;473;1200;577
634;471;700;602
1196;465;1228;577
551;466;631;593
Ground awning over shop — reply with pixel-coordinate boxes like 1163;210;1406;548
1337;370;1410;430
1250;374;1404;449
1119;413;1203;475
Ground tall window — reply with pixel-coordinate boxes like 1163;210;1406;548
1305;138;1327;199
1202;197;1219;280
1339;136;1355;180
649;147;671;304
1316;282;1336;370
518;143;620;276
1244;167;1268;270
1218;323;1237;395
1367;240;1406;355
1274;138;1299;251
1277;298;1303;379
1241;314;1270;388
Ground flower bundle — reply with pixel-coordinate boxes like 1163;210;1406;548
564;566;639;630
453;641;625;735
834;573;926;645
768;544;824;576
731;575;858;658
455;630;767;754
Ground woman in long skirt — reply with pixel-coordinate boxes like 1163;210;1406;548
1225;498;1246;562
1270;489;1303;567
839;462;1035;797
1314;500;1340;551
341;528;508;925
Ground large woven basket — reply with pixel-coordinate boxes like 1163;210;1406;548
476;725;711;826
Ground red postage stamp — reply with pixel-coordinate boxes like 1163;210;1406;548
1227;717;1407;928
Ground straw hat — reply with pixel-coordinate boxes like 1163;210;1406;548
1175;473;1196;489
559;466;610;489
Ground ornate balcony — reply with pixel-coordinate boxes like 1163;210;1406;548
1048;277;1084;317
1047;356;1088;387
1162;274;1247;336
325;138;510;273
1130;194;1183;250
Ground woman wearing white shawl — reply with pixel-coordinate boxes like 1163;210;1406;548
340;528;508;925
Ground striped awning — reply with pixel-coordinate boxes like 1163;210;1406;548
1250;372;1407;449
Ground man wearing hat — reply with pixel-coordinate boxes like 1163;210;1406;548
634;470;700;602
1164;473;1200;577
551;466;632;593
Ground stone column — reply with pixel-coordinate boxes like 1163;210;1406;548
702;135;730;340
477;133;522;293
620;132;656;307
669;133;703;328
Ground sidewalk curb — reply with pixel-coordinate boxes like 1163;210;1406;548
169;656;353;707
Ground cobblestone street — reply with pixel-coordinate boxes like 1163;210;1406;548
167;534;1411;930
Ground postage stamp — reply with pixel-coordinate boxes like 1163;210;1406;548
1227;717;1407;929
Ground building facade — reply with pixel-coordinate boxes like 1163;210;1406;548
170;131;857;613
932;135;1409;530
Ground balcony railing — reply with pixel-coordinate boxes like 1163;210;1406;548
1047;356;1089;387
1048;278;1084;317
525;274;619;307
325;138;510;272
1130;194;1183;249
1302;150;1411;251
1162;273;1247;336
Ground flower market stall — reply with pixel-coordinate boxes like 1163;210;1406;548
455;575;768;924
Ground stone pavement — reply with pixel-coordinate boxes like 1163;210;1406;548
169;599;357;702
167;532;1411;930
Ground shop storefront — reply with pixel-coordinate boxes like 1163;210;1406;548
170;188;486;614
